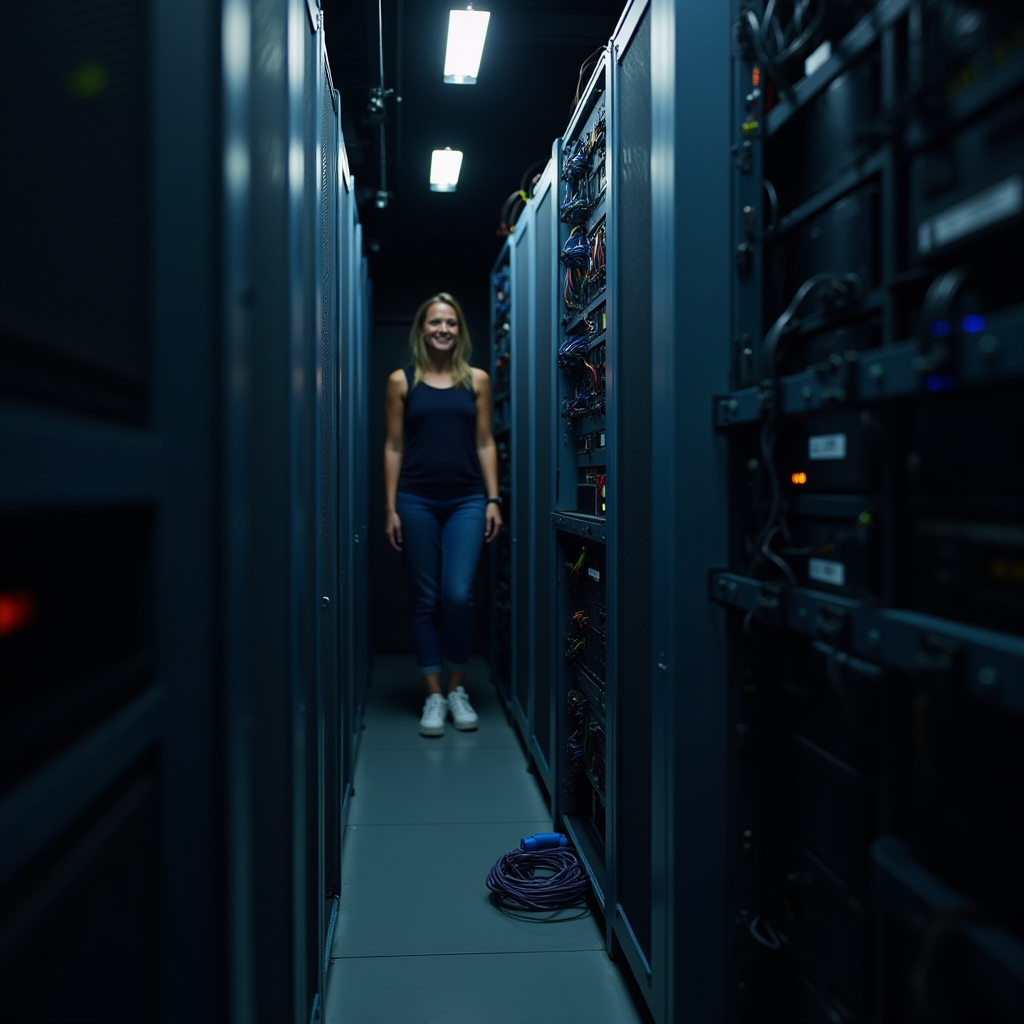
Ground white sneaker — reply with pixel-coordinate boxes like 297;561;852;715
447;686;479;731
419;693;447;737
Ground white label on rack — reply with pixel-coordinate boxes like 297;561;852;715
809;558;846;587
917;175;1024;253
809;433;847;461
588;567;601;581
599;432;605;448
804;40;832;78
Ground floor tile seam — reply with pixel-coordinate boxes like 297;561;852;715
356;735;523;744
358;733;524;741
329;947;609;963
344;820;555;829
356;743;523;752
342;820;553;828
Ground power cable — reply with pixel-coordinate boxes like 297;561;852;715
486;844;589;911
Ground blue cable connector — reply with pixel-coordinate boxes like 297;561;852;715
519;832;568;853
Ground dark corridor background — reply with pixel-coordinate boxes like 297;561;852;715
350;0;627;656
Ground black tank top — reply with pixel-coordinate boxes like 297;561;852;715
397;366;484;499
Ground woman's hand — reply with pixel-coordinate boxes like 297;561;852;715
484;503;503;543
385;508;403;551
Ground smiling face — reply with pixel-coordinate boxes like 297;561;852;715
421;302;460;356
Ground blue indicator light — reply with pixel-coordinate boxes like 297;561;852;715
929;320;953;338
962;314;985;333
926;375;943;392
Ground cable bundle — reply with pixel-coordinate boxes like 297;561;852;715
492;271;510;317
486;848;589;911
566;689;588;772
561;226;592;310
744;0;833;100
745;272;863;597
558;321;594;368
558;311;600;421
562;386;601;421
560;225;592;270
589;225;606;282
560;139;599;224
564;609;589;663
559;328;602;417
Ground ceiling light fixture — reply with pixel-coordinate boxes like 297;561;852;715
443;7;490;85
430;148;464;192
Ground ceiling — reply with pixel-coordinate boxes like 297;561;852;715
322;0;626;314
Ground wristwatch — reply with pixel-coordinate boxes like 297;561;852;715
486;496;503;507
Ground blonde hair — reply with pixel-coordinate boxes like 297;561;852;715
408;292;474;390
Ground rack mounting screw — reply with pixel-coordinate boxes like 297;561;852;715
867;629;881;647
869;364;884;380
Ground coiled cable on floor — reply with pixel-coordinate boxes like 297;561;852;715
486;847;589;911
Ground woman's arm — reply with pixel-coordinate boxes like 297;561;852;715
474;369;503;543
384;370;407;551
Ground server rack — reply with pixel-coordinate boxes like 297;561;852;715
498;6;710;1019
0;2;371;1021
489;241;514;707
542;14;660;1012
551;50;613;898
715;2;1024;1021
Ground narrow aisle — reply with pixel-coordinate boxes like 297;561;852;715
324;654;649;1024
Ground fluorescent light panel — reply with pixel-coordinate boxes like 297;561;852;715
430;149;464;192
444;9;490;84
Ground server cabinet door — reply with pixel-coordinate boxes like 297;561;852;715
509;210;535;739
529;164;558;795
0;1;222;1019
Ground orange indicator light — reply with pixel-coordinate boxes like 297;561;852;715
752;66;761;88
791;472;808;485
0;591;37;637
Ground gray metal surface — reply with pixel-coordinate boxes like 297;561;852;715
509;210;534;739
649;1;733;1022
608;0;655;1000
528;160;558;796
325;654;647;1024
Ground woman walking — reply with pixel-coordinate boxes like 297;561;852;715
383;293;504;736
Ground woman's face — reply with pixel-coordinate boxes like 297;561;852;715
421;302;459;356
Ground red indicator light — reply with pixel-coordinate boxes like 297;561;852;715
791;472;807;485
0;591;37;637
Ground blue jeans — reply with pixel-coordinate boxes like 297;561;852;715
395;491;486;675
